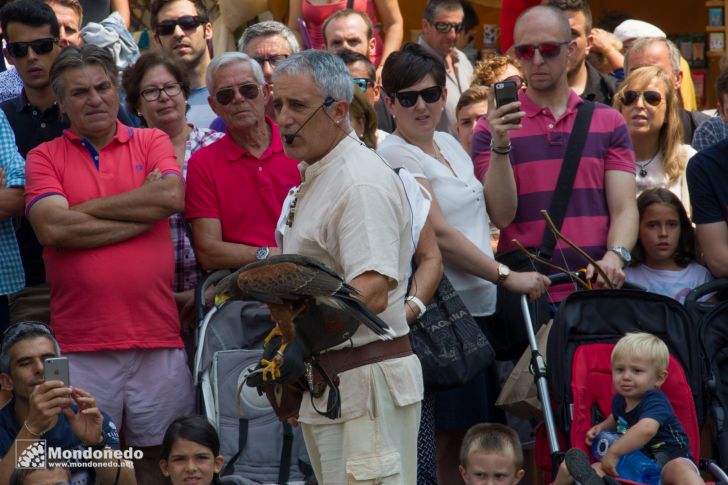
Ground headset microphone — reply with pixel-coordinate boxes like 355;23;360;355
284;96;336;145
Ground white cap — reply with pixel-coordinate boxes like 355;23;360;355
613;20;667;43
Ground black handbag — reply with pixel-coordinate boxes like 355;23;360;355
409;274;495;391
487;101;595;361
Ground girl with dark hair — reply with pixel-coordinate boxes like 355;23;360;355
625;188;711;302
160;416;224;485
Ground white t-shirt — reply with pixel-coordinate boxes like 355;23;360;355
378;131;496;316
635;144;696;207
624;262;712;303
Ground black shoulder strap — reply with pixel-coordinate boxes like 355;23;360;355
222;418;248;476
346;0;355;8
538;101;595;260
278;422;294;484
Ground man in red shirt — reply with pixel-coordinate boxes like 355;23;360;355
24;45;192;485
186;52;300;270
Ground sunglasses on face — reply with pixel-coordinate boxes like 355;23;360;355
391;85;443;108
6;37;58;58
621;90;663;107
513;41;570;60
433;21;463;33
215;82;260;105
252;54;288;67
155;15;207;36
352;77;374;93
140;82;183;102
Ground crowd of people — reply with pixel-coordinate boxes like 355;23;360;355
0;0;726;483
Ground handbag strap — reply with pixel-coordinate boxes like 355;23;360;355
538;101;594;260
346;0;355;8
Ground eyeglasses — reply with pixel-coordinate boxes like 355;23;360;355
513;41;570;60
352;77;374;93
252;54;288;67
433;22;463;33
214;83;260;105
140;82;183;102
621;90;663;107
391;85;443;108
155;15;207;36
6;37;58;58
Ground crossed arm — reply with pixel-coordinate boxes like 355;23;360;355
28;174;183;249
189;218;280;271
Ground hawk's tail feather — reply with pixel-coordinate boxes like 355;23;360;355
334;293;396;339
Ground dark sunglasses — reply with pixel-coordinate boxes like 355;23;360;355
215;82;260;105
155;15;207;36
391;85;443;108
433;21;463;33
498;75;524;87
352;77;374;93
252;54;288;67
513;41;570;60
621;90;663;107
6;37;58;58
140;82;183;102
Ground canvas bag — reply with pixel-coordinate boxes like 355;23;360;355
495;319;553;420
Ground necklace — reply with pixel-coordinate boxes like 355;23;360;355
636;150;659;177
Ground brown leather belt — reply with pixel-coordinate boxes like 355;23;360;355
316;335;413;377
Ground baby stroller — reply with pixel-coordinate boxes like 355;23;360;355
686;279;728;469
193;270;313;484
532;286;728;484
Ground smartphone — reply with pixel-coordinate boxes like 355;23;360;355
494;80;519;110
44;357;70;386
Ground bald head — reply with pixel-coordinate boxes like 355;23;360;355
513;5;571;44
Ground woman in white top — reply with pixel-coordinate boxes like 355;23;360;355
613;66;696;205
377;42;548;484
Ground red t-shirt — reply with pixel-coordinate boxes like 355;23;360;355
185;117;300;247
25;121;183;352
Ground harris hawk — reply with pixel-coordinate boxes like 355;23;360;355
215;254;396;381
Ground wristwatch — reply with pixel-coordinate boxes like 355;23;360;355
495;264;511;285
87;432;107;451
608;246;632;265
255;247;270;260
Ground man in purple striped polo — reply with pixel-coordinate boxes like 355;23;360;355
471;5;638;303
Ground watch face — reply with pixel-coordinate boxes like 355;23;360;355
256;247;269;260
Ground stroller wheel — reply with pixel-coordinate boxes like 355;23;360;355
565;448;605;485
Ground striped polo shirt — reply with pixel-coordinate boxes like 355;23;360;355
472;90;635;302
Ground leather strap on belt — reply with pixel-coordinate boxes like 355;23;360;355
316;335;413;377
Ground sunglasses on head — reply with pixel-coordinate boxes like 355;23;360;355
391;85;443;108
352;77;374;93
252;54;288;67
513;41;570;60
621;90;663;107
433;21;463;33
497;74;524;87
215;82;260;105
6;37;58;58
155;15;207;36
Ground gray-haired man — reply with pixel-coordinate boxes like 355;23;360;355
272;50;422;484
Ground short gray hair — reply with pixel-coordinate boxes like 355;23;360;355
1;322;61;375
238;20;300;55
273;50;354;103
205;51;265;94
625;37;680;75
50;44;118;101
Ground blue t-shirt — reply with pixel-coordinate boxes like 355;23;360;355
612;389;691;463
687;137;728;225
187;86;216;130
0;399;120;484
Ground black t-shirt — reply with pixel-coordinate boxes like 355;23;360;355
80;0;111;26
1;93;69;286
687;137;728;225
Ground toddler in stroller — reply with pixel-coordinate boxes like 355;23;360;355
554;333;703;485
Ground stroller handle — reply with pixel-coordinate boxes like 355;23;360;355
547;271;646;291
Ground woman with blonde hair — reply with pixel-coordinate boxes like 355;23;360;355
613;66;695;204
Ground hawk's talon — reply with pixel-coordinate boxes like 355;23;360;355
260;358;282;381
263;325;283;347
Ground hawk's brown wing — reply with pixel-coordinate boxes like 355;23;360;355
237;258;345;303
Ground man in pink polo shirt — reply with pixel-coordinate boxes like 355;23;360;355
186;51;300;269
24;45;193;485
